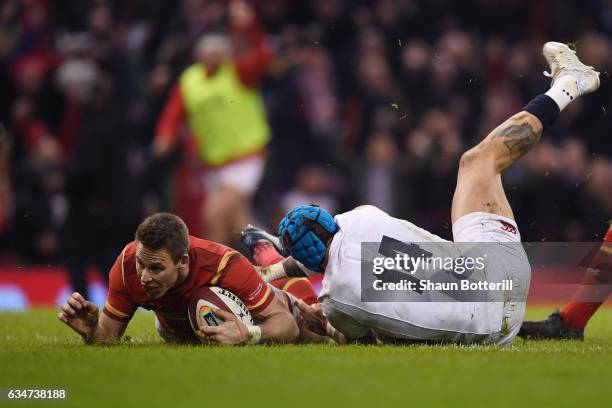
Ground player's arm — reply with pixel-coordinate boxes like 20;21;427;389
152;83;186;157
230;0;274;88
249;295;299;343
283;257;319;276
295;300;347;345
199;295;298;345
59;249;136;344
197;253;298;345
58;292;128;345
90;312;128;344
256;257;319;283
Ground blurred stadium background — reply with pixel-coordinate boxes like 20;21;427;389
0;0;610;309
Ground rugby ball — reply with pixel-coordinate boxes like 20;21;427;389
188;286;255;333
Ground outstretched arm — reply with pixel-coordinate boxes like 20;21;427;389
152;84;186;157
230;0;274;88
58;292;128;344
58;249;136;344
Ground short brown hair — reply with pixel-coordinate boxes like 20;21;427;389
135;213;189;263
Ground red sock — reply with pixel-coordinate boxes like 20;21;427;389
561;302;603;329
253;241;284;267
561;226;612;329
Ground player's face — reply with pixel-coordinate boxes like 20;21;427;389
135;242;185;299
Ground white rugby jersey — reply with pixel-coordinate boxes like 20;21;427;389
320;205;516;342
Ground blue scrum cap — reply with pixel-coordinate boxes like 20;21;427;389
278;205;339;272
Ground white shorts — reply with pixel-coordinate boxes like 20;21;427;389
204;155;265;196
452;212;521;243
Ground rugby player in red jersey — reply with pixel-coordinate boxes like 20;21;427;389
519;224;612;340
58;213;299;345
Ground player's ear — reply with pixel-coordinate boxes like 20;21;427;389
178;254;189;268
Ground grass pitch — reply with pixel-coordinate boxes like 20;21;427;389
1;307;611;408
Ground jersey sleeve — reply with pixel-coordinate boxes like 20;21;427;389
102;248;138;323
216;252;273;314
232;20;274;87
155;83;186;144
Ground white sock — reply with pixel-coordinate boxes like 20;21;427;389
545;75;579;111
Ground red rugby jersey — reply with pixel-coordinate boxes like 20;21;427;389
102;236;273;341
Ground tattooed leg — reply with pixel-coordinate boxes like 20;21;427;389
489;112;543;172
451;111;544;222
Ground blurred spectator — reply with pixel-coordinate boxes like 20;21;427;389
63;72;133;296
153;0;273;246
402;109;463;237
280;164;341;219
361;131;399;214
0;0;611;274
0;123;11;239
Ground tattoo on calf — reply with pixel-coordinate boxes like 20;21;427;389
493;122;542;161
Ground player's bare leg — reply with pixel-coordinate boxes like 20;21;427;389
203;189;230;244
203;185;250;245
451;112;541;221
452;42;600;223
229;191;252;245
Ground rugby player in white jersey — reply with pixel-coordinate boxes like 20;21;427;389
242;42;601;345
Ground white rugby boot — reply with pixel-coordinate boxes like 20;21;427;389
542;41;600;96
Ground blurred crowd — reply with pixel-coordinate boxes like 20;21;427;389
1;0;611;280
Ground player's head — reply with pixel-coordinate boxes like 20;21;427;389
135;213;190;298
195;32;231;71
278;205;339;272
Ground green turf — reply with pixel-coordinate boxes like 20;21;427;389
1;307;611;407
